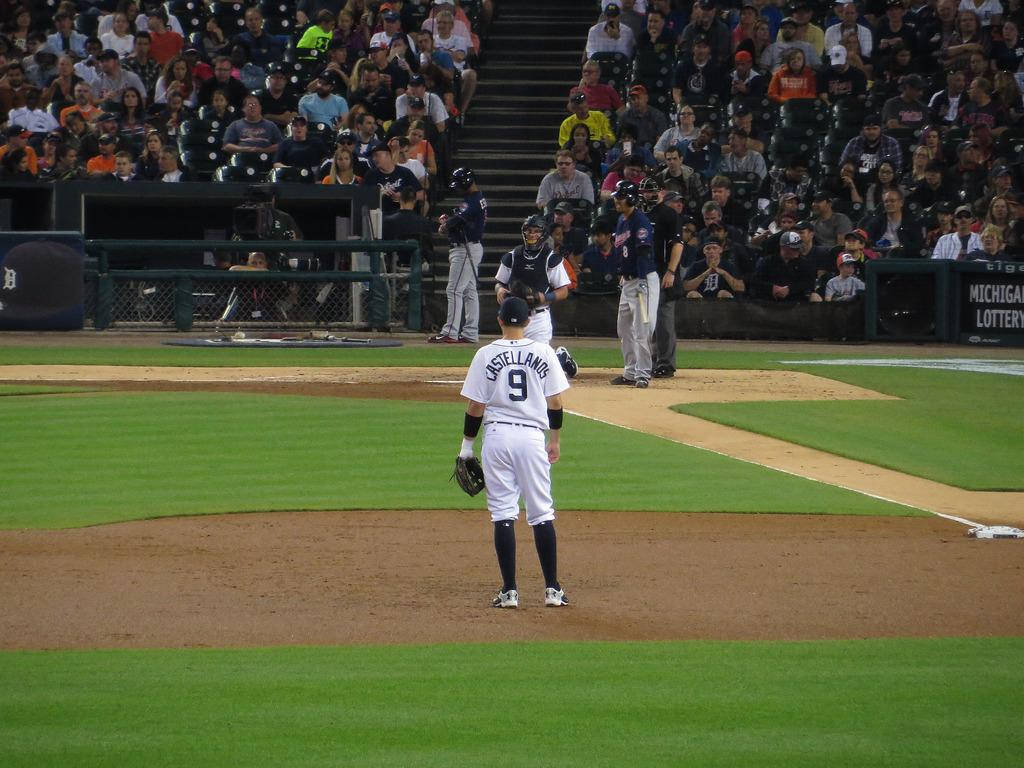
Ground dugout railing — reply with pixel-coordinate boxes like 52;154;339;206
84;240;424;332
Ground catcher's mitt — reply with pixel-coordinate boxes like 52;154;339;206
453;456;485;496
508;278;540;308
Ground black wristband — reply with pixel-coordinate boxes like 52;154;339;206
547;408;563;430
464;412;483;438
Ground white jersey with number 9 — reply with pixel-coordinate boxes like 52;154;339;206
461;338;569;427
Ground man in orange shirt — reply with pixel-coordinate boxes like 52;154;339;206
0;126;39;175
146;9;183;66
59;82;101;126
86;134;118;176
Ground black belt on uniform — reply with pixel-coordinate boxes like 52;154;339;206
486;420;543;430
531;306;549;313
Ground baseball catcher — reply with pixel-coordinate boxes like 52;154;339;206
494;215;579;378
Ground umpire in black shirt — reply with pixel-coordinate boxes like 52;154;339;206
649;189;684;377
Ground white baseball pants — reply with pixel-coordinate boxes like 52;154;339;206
482;422;555;526
523;306;553;344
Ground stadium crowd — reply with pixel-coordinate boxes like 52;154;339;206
0;0;492;207
538;0;1024;310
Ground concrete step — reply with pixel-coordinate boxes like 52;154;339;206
473;93;572;105
487;34;585;52
460;123;560;141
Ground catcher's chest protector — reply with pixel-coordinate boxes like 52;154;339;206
510;246;558;293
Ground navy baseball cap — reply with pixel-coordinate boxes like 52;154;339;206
499;296;531;325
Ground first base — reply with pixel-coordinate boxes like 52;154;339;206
967;526;1024;539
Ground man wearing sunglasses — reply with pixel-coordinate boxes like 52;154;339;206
931;205;983;260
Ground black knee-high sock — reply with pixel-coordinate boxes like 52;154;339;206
493;520;516;592
533;521;559;590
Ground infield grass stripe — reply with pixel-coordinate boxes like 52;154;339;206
0;638;1020;768
0;391;912;528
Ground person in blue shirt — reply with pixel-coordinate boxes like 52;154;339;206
298;72;350;127
430;167;488;344
234;7;289;69
610;180;659;388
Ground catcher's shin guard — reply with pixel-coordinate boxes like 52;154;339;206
555;346;578;378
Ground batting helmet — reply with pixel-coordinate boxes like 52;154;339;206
521;214;549;253
612;179;640;207
449;167;475;192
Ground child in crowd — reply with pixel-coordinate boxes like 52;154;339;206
825;253;865;301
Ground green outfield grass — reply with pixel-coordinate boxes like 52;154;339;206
0;392;912;529
1;637;1021;768
674;366;1024;491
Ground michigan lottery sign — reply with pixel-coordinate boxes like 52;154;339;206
958;261;1024;345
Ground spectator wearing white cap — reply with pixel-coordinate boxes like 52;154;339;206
818;44;867;104
932;205;983;259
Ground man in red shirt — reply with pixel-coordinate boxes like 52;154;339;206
146;9;183;66
569;59;624;115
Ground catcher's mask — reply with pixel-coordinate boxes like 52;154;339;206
638;176;661;212
521;214;549;253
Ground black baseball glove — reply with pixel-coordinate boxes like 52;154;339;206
508;278;540;308
453;456;485;496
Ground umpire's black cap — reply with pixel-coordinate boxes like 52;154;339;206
498;296;530;326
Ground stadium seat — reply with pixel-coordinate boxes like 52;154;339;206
229;151;274;171
211;1;247;33
213;165;261;181
266;166;315;183
197;104;235;122
590;52;630;93
631;49;673;82
182;148;226;179
780;99;828;128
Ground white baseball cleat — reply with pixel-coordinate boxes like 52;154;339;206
544;587;569;607
492;589;519;608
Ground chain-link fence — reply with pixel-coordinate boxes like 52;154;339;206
84;240;423;331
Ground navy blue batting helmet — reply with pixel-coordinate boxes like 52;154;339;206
449;167;475;192
612;179;641;206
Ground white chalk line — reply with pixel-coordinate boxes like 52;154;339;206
566;409;985;529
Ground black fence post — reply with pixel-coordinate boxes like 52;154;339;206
407;246;422;331
174;276;194;331
368;248;388;329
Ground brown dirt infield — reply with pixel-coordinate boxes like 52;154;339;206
1;358;1022;650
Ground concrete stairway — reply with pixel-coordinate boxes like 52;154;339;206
428;0;594;299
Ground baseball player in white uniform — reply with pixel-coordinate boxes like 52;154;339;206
494;215;579;378
459;296;571;608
